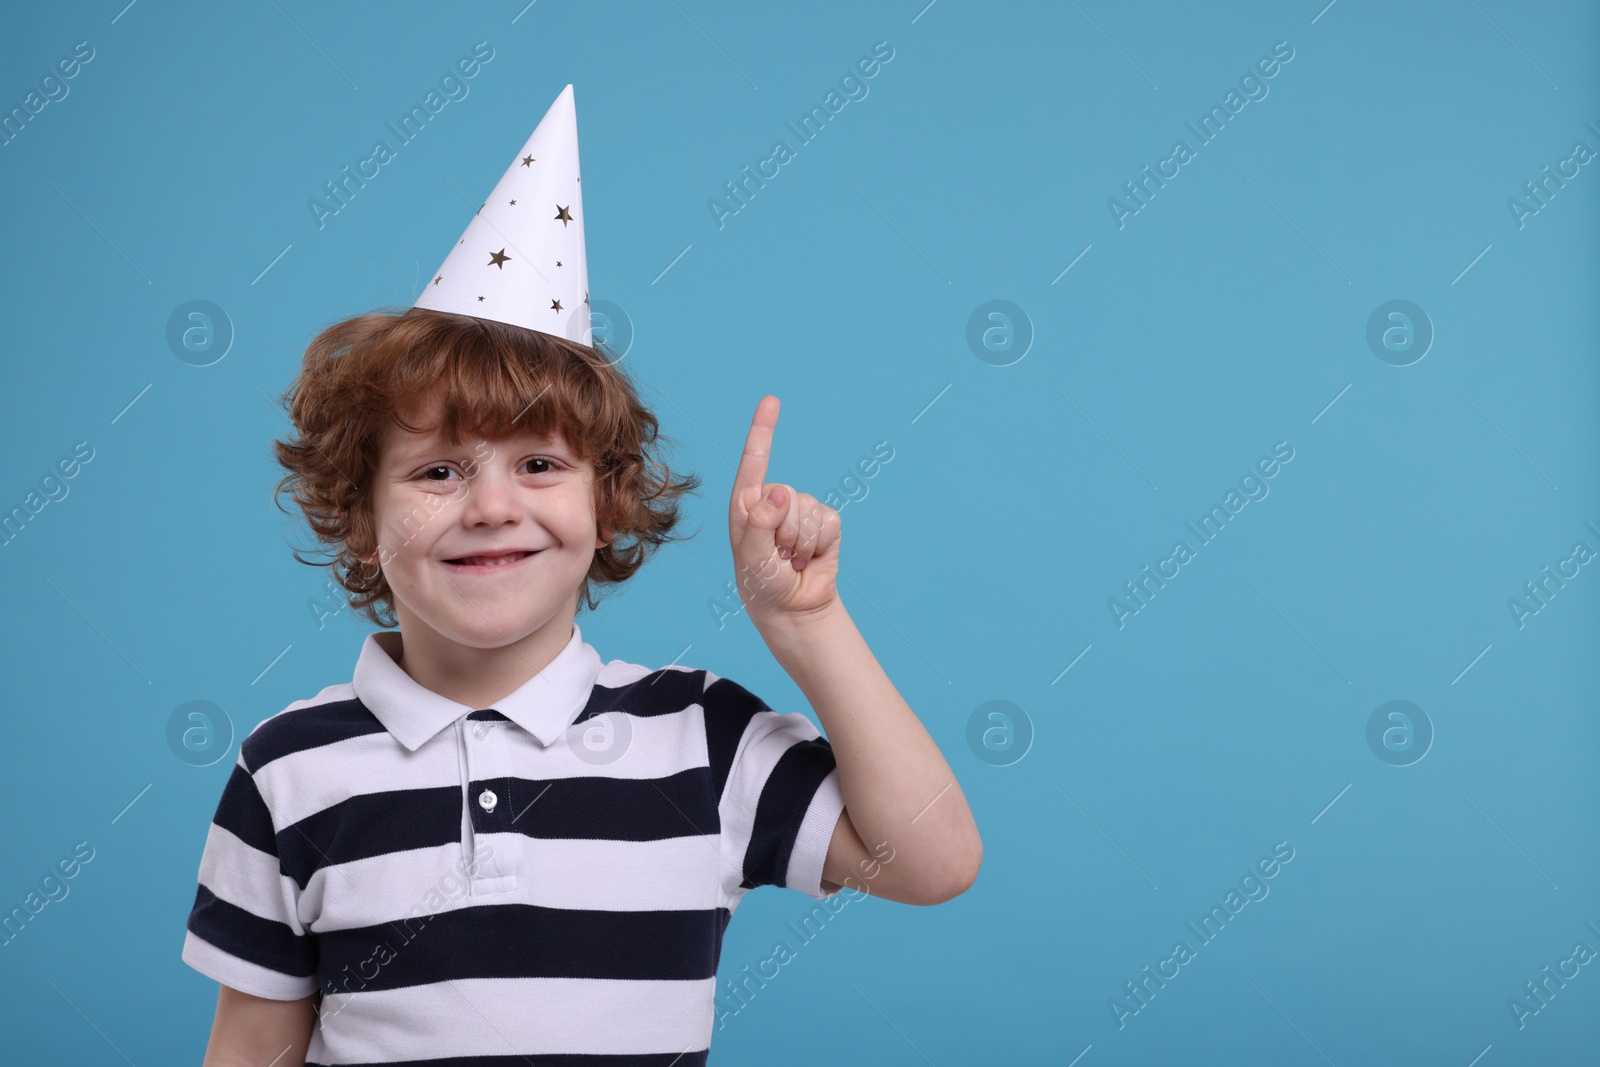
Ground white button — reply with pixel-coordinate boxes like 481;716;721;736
478;789;498;812
473;722;489;739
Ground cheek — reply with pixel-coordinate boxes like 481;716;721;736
562;489;600;531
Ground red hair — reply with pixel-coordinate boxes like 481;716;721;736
271;306;701;627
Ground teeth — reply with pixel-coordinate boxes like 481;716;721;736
455;553;528;566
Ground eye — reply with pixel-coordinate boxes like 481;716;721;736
524;456;560;475
415;456;562;482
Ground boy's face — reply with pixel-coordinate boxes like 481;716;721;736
366;403;609;654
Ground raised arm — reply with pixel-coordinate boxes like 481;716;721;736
728;396;983;905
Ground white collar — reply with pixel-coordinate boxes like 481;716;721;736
351;622;602;751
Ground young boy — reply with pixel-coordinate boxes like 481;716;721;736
182;85;980;1065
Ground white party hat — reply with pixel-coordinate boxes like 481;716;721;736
413;83;590;343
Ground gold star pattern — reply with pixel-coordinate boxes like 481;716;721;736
478;296;485;302
551;299;563;312
509;199;517;206
556;260;562;267
521;155;535;167
432;275;442;286
488;248;511;269
554;205;573;227
584;290;589;305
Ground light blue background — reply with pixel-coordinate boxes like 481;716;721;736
2;1;1596;1063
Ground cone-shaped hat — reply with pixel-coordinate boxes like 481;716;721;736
413;84;589;343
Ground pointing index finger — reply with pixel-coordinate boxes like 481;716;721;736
734;395;779;509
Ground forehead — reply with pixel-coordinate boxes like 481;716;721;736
380;415;580;464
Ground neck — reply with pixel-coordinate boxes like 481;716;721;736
379;612;578;709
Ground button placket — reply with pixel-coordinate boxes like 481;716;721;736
473;719;501;817
461;716;502;884
460;713;518;891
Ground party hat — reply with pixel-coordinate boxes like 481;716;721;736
413;83;590;343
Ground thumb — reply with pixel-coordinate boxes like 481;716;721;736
748;484;788;530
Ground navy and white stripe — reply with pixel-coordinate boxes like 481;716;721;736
182;622;845;1065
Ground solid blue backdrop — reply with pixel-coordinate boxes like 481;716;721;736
1;1;1596;1063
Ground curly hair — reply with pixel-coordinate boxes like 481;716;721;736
271;305;702;628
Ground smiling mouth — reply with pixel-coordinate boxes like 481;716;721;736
443;550;539;568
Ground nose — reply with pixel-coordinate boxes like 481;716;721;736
458;463;522;527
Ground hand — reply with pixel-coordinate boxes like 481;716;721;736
728;395;842;624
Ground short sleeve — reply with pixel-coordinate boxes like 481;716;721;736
704;672;847;902
181;755;319;1000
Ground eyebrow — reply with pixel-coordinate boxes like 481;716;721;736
390;434;576;465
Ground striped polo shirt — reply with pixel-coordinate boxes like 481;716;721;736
181;621;845;1065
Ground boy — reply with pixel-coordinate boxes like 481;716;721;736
182;85;980;1065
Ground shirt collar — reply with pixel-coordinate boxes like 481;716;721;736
352;622;602;752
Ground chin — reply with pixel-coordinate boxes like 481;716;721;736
456;615;550;647
395;581;574;648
